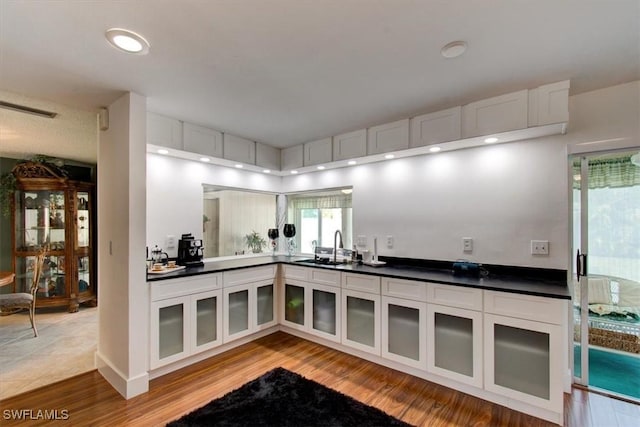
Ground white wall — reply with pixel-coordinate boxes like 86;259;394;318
146;155;281;258
146;81;640;270
282;137;568;269
97;92;148;398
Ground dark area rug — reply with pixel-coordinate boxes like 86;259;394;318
167;367;413;427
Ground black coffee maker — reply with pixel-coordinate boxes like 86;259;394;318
177;233;204;267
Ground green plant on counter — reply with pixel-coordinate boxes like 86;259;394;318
244;230;267;253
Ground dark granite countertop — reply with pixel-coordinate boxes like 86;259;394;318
147;255;571;300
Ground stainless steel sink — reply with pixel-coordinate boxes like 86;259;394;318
294;258;347;266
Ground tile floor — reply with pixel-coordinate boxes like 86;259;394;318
0;306;97;400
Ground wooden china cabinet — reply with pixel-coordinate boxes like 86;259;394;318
11;161;96;312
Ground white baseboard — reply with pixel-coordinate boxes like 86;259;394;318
95;351;149;399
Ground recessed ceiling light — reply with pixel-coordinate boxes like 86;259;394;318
441;41;467;59
385;154;395;159
484;137;499;143
105;28;150;54
429;146;441;153
317;165;325;170
235;164;243;168
291;170;298;174
157;149;168;155
263;169;271;174
200;157;210;162
341;189;353;194
348;160;357;166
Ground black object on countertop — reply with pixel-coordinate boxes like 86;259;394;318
452;260;482;277
177;233;204;267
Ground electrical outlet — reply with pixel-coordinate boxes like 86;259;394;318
357;235;367;246
386;235;393;248
166;235;176;249
463;237;473;253
531;240;549;255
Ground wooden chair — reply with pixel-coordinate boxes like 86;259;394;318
0;247;47;337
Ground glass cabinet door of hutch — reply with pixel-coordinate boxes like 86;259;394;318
14;190;67;299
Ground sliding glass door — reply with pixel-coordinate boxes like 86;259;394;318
571;150;640;400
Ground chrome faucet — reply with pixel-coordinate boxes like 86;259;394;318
333;230;343;264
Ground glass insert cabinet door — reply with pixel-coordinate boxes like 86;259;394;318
284;284;305;326
14;190;67;300
195;295;217;347
256;284;274;327
227;289;249;336
342;290;381;355
15;255;64;296
15;190;66;251
159;303;185;360
312;289;336;335
76;191;90;248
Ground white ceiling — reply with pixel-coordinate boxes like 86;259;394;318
1;0;639;162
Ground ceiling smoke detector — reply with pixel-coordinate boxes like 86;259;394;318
441;41;467;59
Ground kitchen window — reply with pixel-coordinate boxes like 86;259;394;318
287;189;352;254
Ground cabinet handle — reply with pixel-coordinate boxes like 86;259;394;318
576;249;587;281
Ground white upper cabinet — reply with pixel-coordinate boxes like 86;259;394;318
333;129;367;161
410;107;462;148
462;90;529;138
223;134;256;164
147;112;183;149
256;142;281;170
281;144;304;170
367;119;409;155
183;122;223;158
303;137;333;166
528;80;570;126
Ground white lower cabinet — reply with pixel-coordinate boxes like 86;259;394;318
150;289;222;369
310;283;341;342
381;296;426;370
427;303;483;387
150;266;567;425
341;289;381;355
282;281;307;330
281;272;341;342
483;291;565;416
223;279;277;343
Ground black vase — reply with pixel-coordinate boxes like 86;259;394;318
268;228;279;240
283;224;296;238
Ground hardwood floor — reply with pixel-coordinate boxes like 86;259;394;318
1;332;638;426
